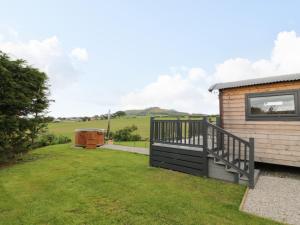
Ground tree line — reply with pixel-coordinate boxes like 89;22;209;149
52;111;127;122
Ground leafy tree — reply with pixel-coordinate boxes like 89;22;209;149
112;111;126;118
92;115;100;120
45;116;55;122
100;114;108;120
81;116;90;122
0;52;50;162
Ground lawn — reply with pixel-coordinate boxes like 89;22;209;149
114;141;150;148
0;144;280;225
48;116;150;141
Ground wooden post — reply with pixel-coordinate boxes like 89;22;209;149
216;116;221;126
202;118;208;153
249;138;255;189
202;117;209;176
150;117;154;145
177;117;181;143
149;117;154;166
106;109;111;139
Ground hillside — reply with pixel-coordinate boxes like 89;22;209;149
125;107;191;116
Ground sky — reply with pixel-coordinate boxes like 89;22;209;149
1;1;300;117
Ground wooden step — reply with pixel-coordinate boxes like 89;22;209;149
239;169;260;181
213;153;231;165
226;161;248;173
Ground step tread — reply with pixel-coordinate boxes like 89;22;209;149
213;156;249;174
239;169;260;181
226;162;248;173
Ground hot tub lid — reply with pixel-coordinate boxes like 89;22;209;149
75;128;106;132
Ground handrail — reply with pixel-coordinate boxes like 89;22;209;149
206;121;255;187
207;122;250;146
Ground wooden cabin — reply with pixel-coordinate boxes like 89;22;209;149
209;73;300;167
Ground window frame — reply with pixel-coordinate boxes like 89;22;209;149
245;89;300;121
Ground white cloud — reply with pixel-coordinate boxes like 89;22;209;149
0;33;85;90
0;30;91;116
122;31;300;114
70;47;89;61
121;68;218;114
214;31;300;82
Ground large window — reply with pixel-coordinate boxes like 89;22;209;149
245;90;300;120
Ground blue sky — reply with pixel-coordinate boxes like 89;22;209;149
1;1;300;116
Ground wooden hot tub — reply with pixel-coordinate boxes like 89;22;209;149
75;128;106;149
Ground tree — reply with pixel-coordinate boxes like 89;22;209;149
0;52;50;162
100;114;108;120
81;116;90;122
112;111;126;118
45;116;55;122
92;115;100;120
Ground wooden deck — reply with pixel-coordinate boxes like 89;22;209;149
150;117;255;188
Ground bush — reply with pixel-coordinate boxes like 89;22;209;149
33;133;71;148
111;125;142;142
130;134;142;141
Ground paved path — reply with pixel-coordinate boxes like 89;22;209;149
101;144;149;155
242;175;300;225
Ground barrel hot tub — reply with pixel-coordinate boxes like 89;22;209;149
75;128;106;149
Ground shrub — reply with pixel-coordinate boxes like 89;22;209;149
130;134;142;141
33;133;71;148
57;135;71;144
111;125;142;142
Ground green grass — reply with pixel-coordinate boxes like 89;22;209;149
114;141;150;148
0;144;280;225
48;116;150;141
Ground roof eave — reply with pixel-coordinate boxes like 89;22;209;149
208;73;300;92
208;84;217;92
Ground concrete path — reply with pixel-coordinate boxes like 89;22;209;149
101;144;149;155
242;174;300;225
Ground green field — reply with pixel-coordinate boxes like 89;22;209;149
48;116;151;142
48;116;217;147
0;144;280;225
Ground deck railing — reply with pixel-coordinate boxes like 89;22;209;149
150;117;255;188
150;118;205;147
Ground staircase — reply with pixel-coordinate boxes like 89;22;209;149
150;117;259;188
207;149;260;187
206;122;258;188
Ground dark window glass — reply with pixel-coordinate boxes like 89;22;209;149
249;94;296;115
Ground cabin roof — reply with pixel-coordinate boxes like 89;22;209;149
208;73;300;92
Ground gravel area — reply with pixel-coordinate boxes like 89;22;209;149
243;175;300;225
101;144;149;155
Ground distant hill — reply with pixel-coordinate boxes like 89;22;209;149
124;107;205;117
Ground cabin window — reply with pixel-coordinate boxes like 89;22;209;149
246;90;300;120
